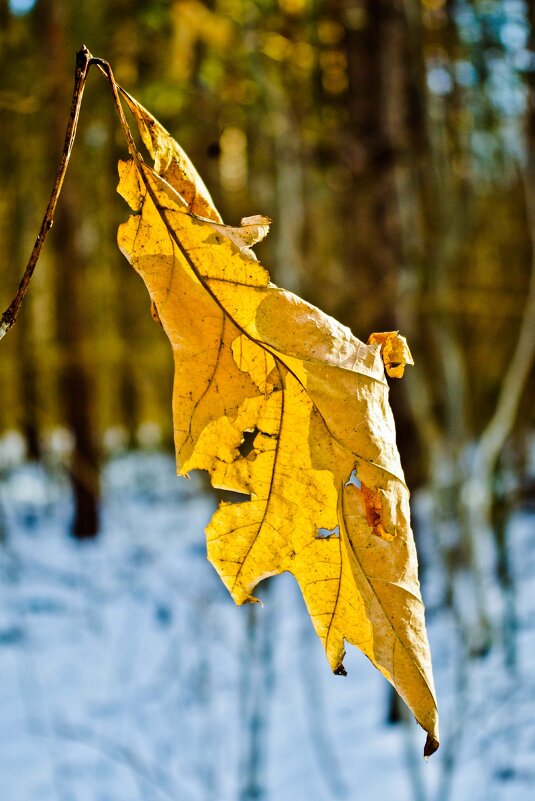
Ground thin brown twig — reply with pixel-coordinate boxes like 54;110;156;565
0;45;93;342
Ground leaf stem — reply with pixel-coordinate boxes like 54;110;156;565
88;58;139;159
0;45;93;342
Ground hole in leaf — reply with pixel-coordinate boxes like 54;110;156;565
345;468;361;489
218;489;251;504
316;525;340;539
238;427;259;458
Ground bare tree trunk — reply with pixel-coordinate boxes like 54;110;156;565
42;1;100;538
273;102;305;294
239;585;274;801
0;20;41;460
389;0;498;652
343;0;406;334
10;157;41;460
457;55;535;662
299;620;349;798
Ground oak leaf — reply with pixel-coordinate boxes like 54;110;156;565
116;91;439;755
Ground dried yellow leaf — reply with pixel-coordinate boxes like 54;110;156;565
116;94;439;755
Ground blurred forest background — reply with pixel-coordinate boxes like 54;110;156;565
1;0;535;799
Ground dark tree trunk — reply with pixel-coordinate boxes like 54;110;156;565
239;584;274;801
9;129;41;461
41;0;100;538
340;0;429;490
342;0;416;332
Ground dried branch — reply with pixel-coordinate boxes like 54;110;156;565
0;46;93;342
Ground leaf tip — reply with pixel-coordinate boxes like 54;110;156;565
333;663;348;677
423;733;440;760
243;595;263;607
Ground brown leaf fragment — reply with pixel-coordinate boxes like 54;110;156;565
368;331;414;378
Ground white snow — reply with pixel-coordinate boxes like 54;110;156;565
0;452;534;801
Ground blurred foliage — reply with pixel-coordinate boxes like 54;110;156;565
0;0;533;486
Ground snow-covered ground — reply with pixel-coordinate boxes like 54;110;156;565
0;450;534;801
